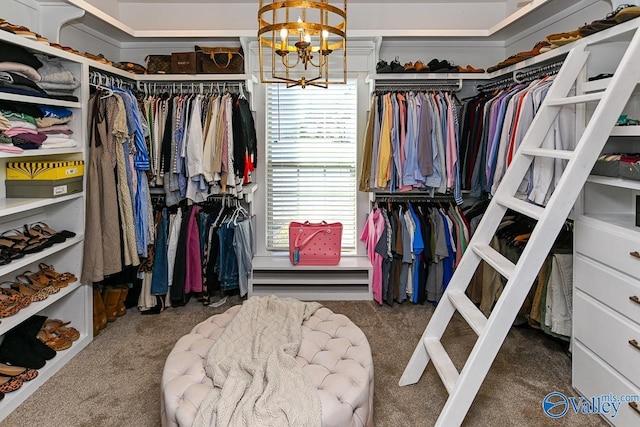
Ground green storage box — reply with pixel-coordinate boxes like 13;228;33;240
6;177;83;198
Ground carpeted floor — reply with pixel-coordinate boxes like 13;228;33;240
1;297;606;427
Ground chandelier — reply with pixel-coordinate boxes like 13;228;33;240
258;0;347;88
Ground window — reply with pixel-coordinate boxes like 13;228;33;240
266;82;358;251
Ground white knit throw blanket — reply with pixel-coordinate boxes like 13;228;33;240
193;296;322;427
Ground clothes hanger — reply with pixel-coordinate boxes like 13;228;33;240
239;82;246;100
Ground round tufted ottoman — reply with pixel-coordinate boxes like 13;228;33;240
161;304;374;427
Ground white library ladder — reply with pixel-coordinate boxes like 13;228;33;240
399;24;640;426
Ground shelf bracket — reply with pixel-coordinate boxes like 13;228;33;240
37;3;86;44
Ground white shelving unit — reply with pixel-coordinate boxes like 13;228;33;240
0;30;91;421
573;31;640;426
250;256;372;301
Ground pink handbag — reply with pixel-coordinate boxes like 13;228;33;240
289;221;343;265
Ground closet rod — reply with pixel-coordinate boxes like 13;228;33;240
89;69;136;89
513;61;563;84
136;80;245;95
374;79;463;92
477;60;565;93
372;192;455;203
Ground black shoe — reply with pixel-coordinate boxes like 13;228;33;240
376;59;392;73
390;58;404;73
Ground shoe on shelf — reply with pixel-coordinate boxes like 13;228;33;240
403;62;416;72
578;5;627;36
615;5;640;23
36;328;72;352
16;271;60;296
42;319;80;342
37;263;76;288
6;280;50;303
389;58;404;73
0;363;38;382
375;59;392;73
414;61;430;72
546;30;582;46
0;376;23;393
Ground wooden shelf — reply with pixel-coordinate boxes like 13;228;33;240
610;127;640;137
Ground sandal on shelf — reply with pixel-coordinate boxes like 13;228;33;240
0;376;23;393
36;329;72;352
0;287;31;317
0;364;38;382
5;280;50;303
0;229;49;255
37;263;76;288
17;272;59;295
31;222;76;240
23;224;63;245
43;319;80;342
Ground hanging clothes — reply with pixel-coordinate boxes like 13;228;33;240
83;84;156;283
360;90;463;203
144;88;258;204
458;75;575;204
360;199;470;306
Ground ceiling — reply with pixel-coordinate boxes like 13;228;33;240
54;0;604;44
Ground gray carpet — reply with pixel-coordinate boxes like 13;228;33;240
0;297;606;427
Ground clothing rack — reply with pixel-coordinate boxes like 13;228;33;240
513;61;563;83
89;70;136;90
374;79;463;93
136;80;247;97
476;60;564;93
371;192;456;204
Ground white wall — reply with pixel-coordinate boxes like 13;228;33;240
59;25;121;61
4;0;40;30
379;40;505;71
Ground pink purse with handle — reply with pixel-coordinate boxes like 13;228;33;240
289;221;343;265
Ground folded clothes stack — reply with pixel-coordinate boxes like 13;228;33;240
34;54;80;100
0;41;79;102
0;102;77;152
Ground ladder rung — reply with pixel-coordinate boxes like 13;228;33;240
471;243;516;280
424;338;459;394
494;195;544;220
520;147;574;160
447;290;487;335
546;92;603;106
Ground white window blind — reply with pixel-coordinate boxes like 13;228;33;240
266;82;358;251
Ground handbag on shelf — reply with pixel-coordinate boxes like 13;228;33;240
195;46;244;74
171;52;198;74
145;55;172;74
288;221;343;266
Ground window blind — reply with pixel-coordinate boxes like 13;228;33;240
266;82;358;251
